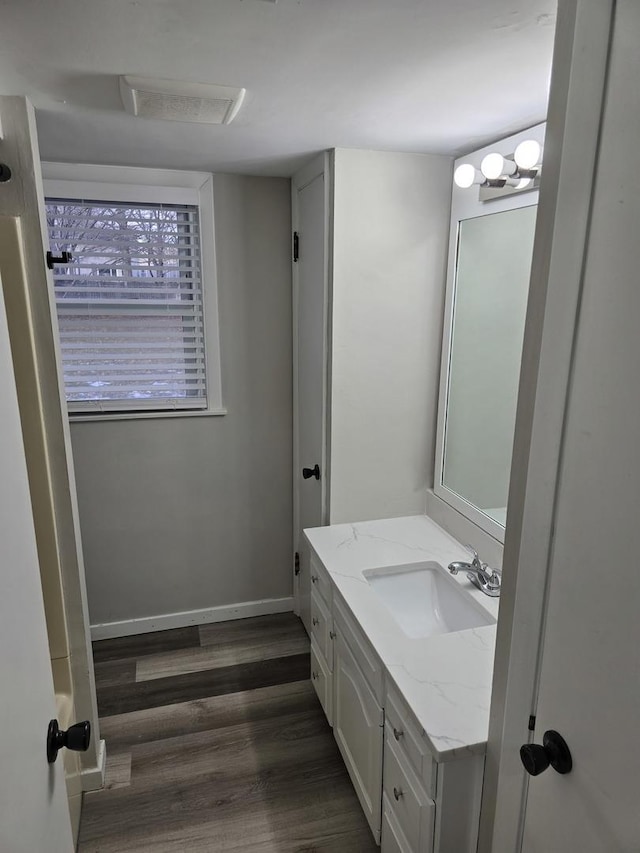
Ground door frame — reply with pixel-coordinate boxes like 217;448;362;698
291;151;333;615
478;1;615;850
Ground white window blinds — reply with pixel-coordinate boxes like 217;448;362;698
45;198;207;413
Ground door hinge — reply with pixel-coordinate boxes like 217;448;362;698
528;715;536;732
293;231;299;263
294;552;300;575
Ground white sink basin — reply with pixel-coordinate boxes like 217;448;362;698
363;562;495;639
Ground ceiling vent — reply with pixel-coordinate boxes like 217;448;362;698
119;76;246;124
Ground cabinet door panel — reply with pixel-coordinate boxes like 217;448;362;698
382;795;414;853
309;554;332;607
386;685;437;799
334;596;384;702
384;729;435;852
334;634;383;843
310;586;333;669
310;636;333;726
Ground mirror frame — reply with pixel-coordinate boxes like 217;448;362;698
434;123;545;543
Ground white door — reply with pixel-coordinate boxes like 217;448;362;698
293;155;329;633
516;2;640;849
0;265;73;852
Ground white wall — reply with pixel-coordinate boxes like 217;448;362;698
70;175;293;628
329;149;452;524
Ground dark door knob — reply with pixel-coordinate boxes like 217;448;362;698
47;719;91;764
302;464;320;480
520;729;572;776
46;250;73;269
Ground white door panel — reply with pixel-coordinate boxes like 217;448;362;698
519;2;640;849
0;256;73;852
293;162;328;633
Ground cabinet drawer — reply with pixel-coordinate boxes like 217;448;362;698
382;799;413;853
384;728;435;853
311;636;333;726
309;554;332;608
386;685;437;800
334;596;384;703
311;587;334;670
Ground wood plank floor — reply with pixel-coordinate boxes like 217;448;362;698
79;613;379;853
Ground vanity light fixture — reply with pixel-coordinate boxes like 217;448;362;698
454;139;543;198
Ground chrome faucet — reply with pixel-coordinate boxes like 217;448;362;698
448;547;501;597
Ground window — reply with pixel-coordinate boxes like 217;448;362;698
43;165;223;418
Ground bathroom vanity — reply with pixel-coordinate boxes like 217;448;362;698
304;514;498;853
297;125;545;852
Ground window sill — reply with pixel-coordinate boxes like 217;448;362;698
69;408;228;424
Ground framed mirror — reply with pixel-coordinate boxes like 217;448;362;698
434;124;545;542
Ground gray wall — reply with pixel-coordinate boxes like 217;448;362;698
70;175;293;626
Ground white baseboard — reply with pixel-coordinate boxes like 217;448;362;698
81;738;106;791
90;597;295;641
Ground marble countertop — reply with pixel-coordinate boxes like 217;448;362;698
304;514;499;761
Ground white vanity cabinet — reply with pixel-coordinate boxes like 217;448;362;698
307;545;487;853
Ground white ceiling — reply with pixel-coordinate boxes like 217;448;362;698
0;0;557;176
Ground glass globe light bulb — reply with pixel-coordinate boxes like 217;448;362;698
514;140;542;170
481;152;506;180
454;163;476;189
